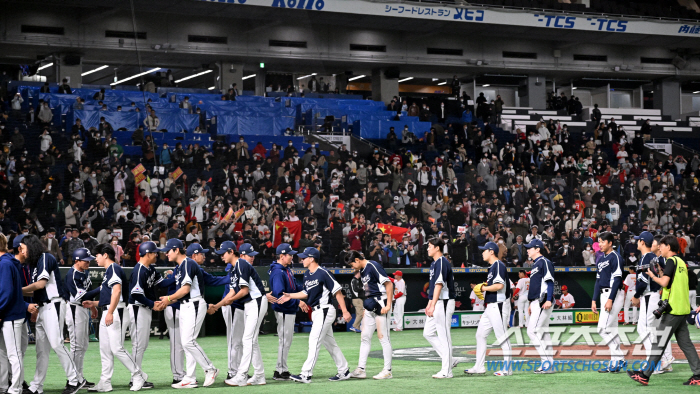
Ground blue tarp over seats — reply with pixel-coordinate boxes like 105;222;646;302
71;110;200;132
352;119;432;140
212;115;295;136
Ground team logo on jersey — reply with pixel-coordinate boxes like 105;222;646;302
305;279;320;290
487;272;493;282
598;261;609;270
530;267;540;276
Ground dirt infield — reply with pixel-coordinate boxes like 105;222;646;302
473;343;700;360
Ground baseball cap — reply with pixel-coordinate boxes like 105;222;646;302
394;270;403;277
562;285;568;291
524;239;544;249
478;241;499;252
238;243;258;256
215;240;237;255
138;241;159;257
633;231;653;246
159;238;184;253
12;234;25;249
73;247;95;262
276;243;297;255
376;205;382;209
185;243;209;257
298;247;320;261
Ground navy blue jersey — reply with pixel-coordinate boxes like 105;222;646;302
428;256;455;300
129;264;163;308
302;267;341;308
593;250;623;302
176;258;203;302
32;253;67;304
485;260;510;303
221;263;243;310
158;265;179;310
361;260;390;298
65;267;92;305
528;256;555;302
228;259;265;304
635;252;661;298
99;263;127;308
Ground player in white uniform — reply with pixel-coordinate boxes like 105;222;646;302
470;284;485;311
514;271;530;328
557;285;575;308
156;239;218;389
466;242;513;376
392;271;406;332
21;235;85;394
622;267;638;324
65;248;97;389
80;243;148;392
524;239;556;374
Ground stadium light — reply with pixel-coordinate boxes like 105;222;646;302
81;65;109;76
398;77;413;83
437;81;447;86
694;91;700;94
297;73;317;80
242;74;256;80
482;84;490;87
174;69;213;83
348;75;366;81
208;86;216;90
37;63;53;71
110;67;161;86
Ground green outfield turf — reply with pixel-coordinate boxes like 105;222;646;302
24;327;700;393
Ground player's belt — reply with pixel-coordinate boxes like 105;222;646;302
38;297;64;307
601;288;611;294
181;296;203;304
101;303;126;311
312;304;331;311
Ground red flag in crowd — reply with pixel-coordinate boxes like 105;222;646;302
376;223;409;242
273;221;302;248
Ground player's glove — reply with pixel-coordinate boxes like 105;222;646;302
473;282;486;300
513;294;519;301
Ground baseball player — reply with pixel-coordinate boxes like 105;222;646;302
268;243;308;381
470;283;485;311
80;243;148;392
345;250;394;380
155;239;218;389
0;234;35;394
128;241;165;389
392;270;406;332
631;232;673;373
524;239;555;374
156;264;185;384
20;235;85;394
423;237;455;379
466;242;513;376
276;247;351;384
513;271;530;328
210;243;268;387
11;234;33;392
592;232;626;373
623;267;638;324
557;286;575;309
65;248;98;389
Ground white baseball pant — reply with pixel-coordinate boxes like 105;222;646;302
637;293;673;361
129;305;153;374
221;306;244;377
0;319;25;394
624;291;639;323
235;297;268;380
473;302;512;372
30;300;80;392
66;304;90;382
393;297;406;330
597;290;625;363
164;307;185;381
98;306;145;385
180;298;215;384
274;311;295;374
516;298;530;328
691;290;697;311
358;299;392;372
423;299;455;376
20;321;28;358
527;300;554;366
301;306;348;377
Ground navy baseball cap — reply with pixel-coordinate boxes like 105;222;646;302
73;247;95;262
298;247;320;261
138;241;159;257
215;240;237;255
276;243;297;255
159;238;184;252
186;243;209;257
238;243;258;256
478;241;499;252
12;234;25;249
524;239;544;249
634;231;654;246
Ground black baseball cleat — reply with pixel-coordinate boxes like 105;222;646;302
608;361;627;373
171;380;181;385
684;375;700;385
23;381;29;390
23;388;42;394
80;380;95;390
273;371;290;381
141;382;154;389
280;371;291;380
628;370;649;386
63;383;83;394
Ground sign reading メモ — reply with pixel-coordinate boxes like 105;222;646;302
199;0;699;38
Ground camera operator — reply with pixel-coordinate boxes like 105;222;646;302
628;235;700;386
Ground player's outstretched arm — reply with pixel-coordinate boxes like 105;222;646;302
278;291;307;304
